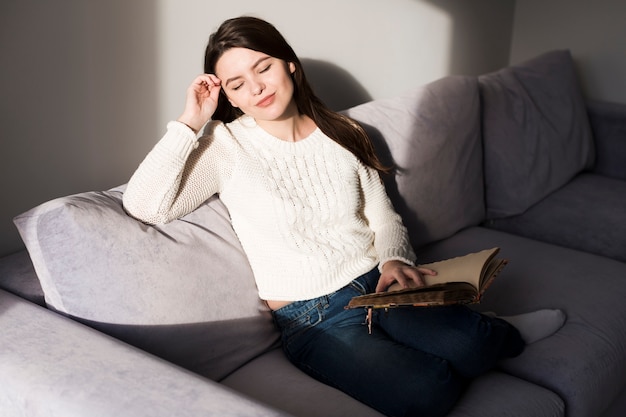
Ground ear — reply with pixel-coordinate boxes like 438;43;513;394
288;62;296;74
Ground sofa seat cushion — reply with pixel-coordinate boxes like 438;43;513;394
483;173;626;263
223;347;564;417
479;50;595;219
417;226;626;417
13;186;279;381
344;75;484;250
223;347;385;417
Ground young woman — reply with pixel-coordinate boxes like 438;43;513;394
123;16;565;417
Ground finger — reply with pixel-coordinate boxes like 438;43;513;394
195;74;221;90
416;267;437;276
384;274;412;292
402;268;426;287
207;82;223;99
409;273;425;287
206;74;222;86
192;74;212;87
375;275;399;293
190;75;220;94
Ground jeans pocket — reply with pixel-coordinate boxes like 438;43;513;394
274;298;328;351
348;279;367;296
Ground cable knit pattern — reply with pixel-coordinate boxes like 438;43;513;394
124;115;416;301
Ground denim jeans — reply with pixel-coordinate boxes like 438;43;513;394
272;267;524;417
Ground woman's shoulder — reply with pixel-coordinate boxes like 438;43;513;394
199;116;254;142
195;119;240;146
189;120;242;161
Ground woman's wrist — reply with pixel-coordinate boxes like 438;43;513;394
176;117;201;134
381;259;413;272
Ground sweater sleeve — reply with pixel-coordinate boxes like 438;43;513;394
358;164;417;269
123;120;235;224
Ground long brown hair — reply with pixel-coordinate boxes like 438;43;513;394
204;16;389;173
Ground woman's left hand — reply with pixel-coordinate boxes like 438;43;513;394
376;260;437;293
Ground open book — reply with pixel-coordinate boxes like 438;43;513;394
347;247;508;309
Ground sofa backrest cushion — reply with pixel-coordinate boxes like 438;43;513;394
344;76;484;251
0;250;45;306
13;186;279;381
479;49;595;219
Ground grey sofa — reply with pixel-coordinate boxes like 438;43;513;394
1;50;625;417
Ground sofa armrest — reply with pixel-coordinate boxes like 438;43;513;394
587;100;626;180
0;290;291;417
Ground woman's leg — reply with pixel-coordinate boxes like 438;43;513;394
375;305;524;378
272;270;467;417
357;269;525;378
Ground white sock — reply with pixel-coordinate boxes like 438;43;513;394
496;309;566;344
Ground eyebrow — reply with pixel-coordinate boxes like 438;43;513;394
224;56;272;87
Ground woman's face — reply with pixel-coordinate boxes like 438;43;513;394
215;47;297;122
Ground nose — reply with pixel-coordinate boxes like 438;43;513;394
251;80;264;95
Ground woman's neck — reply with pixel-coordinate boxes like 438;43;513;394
255;113;317;142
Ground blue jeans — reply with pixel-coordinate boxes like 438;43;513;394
272;267;524;417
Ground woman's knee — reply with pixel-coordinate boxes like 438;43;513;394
384;367;466;417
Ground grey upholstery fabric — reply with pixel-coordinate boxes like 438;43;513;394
484;173;626;263
224;348;564;417
13;185;279;381
0;250;44;306
587;100;626;181
344;75;484;251
479;50;595;219
0;290;290;417
224;348;386;417
417;226;626;417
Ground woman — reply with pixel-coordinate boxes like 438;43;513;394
123;16;564;417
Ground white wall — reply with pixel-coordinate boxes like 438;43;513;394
155;0;515;125
511;0;626;104
0;0;515;256
0;0;160;256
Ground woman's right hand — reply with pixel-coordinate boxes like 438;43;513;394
177;74;222;133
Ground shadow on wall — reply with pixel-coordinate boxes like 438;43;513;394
302;0;516;112
423;0;515;76
301;58;373;111
0;0;160;256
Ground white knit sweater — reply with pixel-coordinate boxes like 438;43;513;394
123;115;416;301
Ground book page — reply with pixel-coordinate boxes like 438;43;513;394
388;248;499;292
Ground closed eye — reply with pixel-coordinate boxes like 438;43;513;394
259;64;271;73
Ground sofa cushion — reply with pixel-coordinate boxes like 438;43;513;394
484;173;626;263
0;250;45;306
587;99;626;181
13;186;279;381
224;347;386;417
479;49;595;218
344;76;484;250
223;348;564;417
0;290;289;417
417;226;626;417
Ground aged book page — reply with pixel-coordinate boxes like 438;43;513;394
347;248;507;309
388;247;502;292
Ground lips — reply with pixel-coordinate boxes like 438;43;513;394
256;93;276;107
